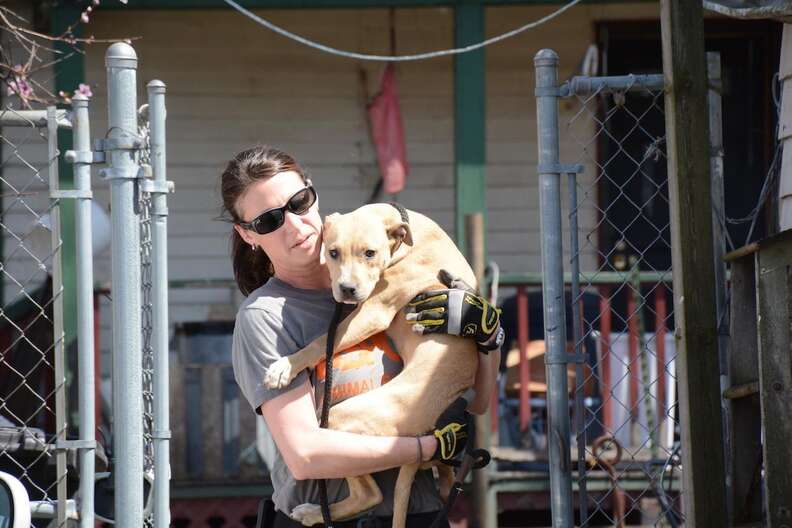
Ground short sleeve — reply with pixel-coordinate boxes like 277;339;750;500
232;307;310;414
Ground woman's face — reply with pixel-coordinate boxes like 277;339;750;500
233;170;323;273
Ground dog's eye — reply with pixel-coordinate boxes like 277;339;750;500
364;249;376;259
328;249;339;259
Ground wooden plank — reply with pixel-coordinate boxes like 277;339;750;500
778;25;792;229
756;232;792;527
201;366;224;479
724;243;760;262
184;367;204;478
170;349;188;480
727;256;762;524
660;1;727;525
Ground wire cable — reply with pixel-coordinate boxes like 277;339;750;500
222;0;583;62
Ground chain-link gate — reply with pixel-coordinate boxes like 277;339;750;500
535;49;681;527
136;87;172;528
0;42;171;528
0;107;72;526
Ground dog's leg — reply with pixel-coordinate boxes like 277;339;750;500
290;475;383;526
436;463;454;502
264;296;397;390
263;333;328;389
392;464;419;528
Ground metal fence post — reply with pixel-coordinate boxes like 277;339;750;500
105;42;144;528
567;170;588;527
534;49;574;528
147;79;172;528
47;105;68;528
71;93;96;528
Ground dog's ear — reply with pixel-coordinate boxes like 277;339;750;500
324;212;340;228
388;222;413;254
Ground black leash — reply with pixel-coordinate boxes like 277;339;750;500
428;415;491;528
319;301;347;528
387;201;409;224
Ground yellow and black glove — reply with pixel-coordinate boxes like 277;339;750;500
406;269;504;353
431;397;470;462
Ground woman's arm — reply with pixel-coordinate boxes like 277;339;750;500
261;377;437;481
467;348;501;415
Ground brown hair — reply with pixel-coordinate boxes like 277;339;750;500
220;146;308;295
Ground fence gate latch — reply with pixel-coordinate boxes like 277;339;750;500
537;163;584;175
64;149;105;165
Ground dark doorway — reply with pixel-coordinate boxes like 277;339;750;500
596;19;782;264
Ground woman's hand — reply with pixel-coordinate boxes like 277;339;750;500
431;397;471;462
405;269;504;353
406;270;503;414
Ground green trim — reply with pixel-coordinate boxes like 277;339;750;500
102;0;637;9
453;4;486;257
171;481;273;499
497;271;674;287
53;5;84;347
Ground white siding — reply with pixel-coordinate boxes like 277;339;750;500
76;4;662;358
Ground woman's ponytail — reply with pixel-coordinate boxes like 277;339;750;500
231;230;273;296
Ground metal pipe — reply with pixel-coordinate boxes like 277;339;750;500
599;289;613;430
0;109;72;128
94;293;102;436
655;290;667;437
568;172;589;526
498;270;673;286
560;74;665;97
105;42;144;528
517;286;531;432
47;106;68;528
147;79;172;528
627;288;639;430
534;48;573;528
71;93;96;528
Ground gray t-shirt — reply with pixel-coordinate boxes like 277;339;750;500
232;277;442;518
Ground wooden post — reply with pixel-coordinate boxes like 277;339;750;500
707;52;729;373
707;50;733;523
466;213;493;528
660;1;728;525
777;24;792;230
755;232;792;526
725;252;763;524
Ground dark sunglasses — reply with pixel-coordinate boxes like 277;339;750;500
238;183;317;235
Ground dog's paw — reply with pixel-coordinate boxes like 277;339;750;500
263;357;295;389
291;503;323;526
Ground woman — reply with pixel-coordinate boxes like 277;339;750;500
222;146;502;527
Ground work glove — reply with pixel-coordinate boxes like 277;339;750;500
406;269;505;353
431;397;470;462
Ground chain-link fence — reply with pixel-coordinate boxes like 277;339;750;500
534;50;682;527
0;107;71;526
138;101;156;527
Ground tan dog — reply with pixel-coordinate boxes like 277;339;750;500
263;203;479;527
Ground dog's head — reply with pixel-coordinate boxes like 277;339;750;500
322;208;413;304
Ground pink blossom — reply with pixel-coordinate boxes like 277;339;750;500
7;77;32;99
80;12;89;23
76;83;93;98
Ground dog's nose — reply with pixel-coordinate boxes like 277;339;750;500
339;283;357;299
